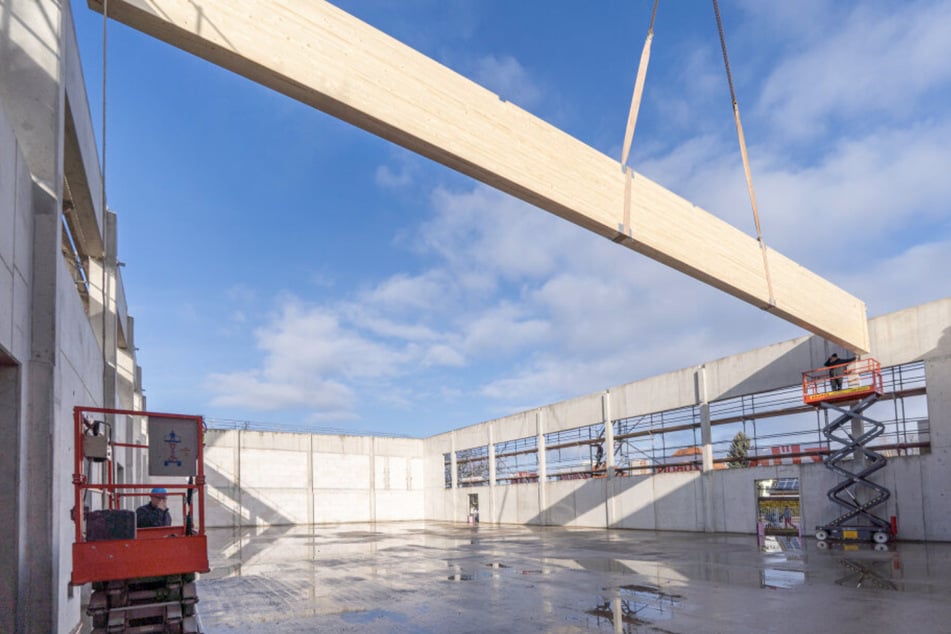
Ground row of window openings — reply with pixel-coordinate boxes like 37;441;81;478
444;362;928;488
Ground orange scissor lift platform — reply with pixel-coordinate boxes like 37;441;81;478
801;357;884;406
71;406;209;585
71;406;209;633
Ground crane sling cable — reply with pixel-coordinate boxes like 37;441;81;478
618;0;660;241
713;0;776;309
100;0;110;375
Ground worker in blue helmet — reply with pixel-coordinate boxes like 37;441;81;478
136;487;172;528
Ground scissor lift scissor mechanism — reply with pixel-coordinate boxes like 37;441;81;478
802;359;893;546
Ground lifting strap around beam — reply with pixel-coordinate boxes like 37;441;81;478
713;0;776;309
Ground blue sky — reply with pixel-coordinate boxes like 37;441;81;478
69;0;951;437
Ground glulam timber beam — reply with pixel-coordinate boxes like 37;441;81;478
88;0;870;353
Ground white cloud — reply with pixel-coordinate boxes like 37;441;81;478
460;302;549;357
841;239;951;317
374;149;421;189
756;1;951;141
207;369;354;412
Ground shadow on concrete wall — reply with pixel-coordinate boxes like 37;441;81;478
203;461;295;577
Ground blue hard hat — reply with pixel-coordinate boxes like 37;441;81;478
150;487;168;497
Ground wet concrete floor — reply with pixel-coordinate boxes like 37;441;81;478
196;522;951;633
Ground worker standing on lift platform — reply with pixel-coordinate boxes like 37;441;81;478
136;487;172;527
824;352;856;391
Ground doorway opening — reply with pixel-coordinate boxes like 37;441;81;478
756;478;801;538
467;493;479;524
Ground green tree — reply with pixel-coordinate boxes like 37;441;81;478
727;431;752;468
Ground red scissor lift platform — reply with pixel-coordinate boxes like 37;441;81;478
71;406;209;633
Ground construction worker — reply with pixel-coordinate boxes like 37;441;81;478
824;353;856;391
136;487;172;528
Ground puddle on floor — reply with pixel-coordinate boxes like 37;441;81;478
340;608;409;625
585;582;683;631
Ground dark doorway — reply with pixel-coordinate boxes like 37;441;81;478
467;493;479;524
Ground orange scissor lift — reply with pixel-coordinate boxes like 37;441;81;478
802;358;894;546
71;406;209;633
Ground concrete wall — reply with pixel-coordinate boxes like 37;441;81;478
424;298;951;541
1;2;148;631
204;430;425;528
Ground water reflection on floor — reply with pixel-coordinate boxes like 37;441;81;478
195;522;951;633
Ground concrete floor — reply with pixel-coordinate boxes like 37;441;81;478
195;522;951;633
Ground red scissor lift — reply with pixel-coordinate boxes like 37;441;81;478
71;406;209;633
802;358;894;546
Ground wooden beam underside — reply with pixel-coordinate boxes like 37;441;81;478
89;0;869;353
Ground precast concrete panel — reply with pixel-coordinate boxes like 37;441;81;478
516;484;542;525
423;435;452;454
422;453;446;490
63;18;105;235
240;430;310;452
493;484;515;524
204;444;238;487
372;455;411;491
452;425;488;451
11;269;30;362
609;368;698;421
0;109;15;276
313;433;371;454
866;299;950;366
925;356;951;449
409;457;423;491
374;491;424;521
871;308;927;366
0;258;12;356
887;455;926;540
571;479;608;528
313;492;371;523
541;393;602;434
545;481;580;526
206;484;243;528
918;299;951;357
921;448;951;540
59;260;105;391
651;472;701;532
315;452;371;490
613;477;657;530
373;436;423;457
424;491;447;521
394;457;412;490
490;410;537;445
703;340;813;402
240;487;308;525
11;154;33;363
239;448;309;488
205;430;240;449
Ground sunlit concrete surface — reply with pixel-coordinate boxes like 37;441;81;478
195;522;951;633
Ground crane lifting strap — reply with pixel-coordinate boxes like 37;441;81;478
620;0;660;169
713;0;776;309
619;0;660;239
